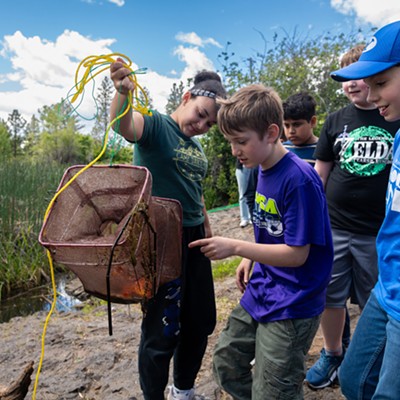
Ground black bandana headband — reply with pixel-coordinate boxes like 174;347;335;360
190;89;216;99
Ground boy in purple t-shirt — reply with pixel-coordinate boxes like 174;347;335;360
189;84;333;399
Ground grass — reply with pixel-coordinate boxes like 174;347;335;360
212;257;241;280
0;227;47;300
80;297;108;316
0;160;67;299
212;257;242;323
0;160;66;235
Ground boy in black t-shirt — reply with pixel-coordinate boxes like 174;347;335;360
305;45;400;390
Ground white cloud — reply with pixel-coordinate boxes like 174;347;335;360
108;0;125;6
0;29;217;129
81;0;125;5
0;30;117;123
330;0;400;26
138;71;176;112
173;45;216;83
175;32;222;48
138;40;219;111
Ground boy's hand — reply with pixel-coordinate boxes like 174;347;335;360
188;236;235;260
236;258;253;293
110;57;135;95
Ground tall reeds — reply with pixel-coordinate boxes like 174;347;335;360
0;160;66;299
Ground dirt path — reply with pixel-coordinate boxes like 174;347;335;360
0;206;358;399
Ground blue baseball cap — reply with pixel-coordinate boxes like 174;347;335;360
331;20;400;82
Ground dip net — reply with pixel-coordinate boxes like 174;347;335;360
39;164;182;305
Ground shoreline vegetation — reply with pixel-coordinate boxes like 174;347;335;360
0;160;66;301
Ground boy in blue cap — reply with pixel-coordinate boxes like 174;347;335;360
305;43;400;389
330;20;400;399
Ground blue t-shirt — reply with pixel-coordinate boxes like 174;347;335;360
375;129;400;321
241;152;334;322
283;140;317;166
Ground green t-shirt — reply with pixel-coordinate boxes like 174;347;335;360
133;111;207;227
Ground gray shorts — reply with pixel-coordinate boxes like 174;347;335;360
326;228;378;309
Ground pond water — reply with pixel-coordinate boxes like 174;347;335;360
0;276;82;323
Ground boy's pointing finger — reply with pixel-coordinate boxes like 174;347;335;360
188;239;206;248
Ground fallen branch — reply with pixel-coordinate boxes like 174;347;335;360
0;361;34;400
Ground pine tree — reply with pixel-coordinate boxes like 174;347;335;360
24;115;41;156
91;76;114;141
165;81;186;115
7;109;26;157
138;85;153;112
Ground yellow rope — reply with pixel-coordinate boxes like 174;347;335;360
71;53;152;116
32;53;151;399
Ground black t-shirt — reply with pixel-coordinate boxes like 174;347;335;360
314;103;400;235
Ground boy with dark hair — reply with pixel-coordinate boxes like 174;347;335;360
330;20;400;399
305;42;400;390
189;84;333;399
282;92;319;165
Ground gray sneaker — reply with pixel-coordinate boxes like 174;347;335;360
167;385;195;400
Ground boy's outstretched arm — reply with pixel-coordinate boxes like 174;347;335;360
188;236;239;260
188;236;310;267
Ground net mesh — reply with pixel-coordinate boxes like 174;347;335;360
39;165;182;304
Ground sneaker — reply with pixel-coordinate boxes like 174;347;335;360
167;385;195;400
240;220;251;228
305;348;343;389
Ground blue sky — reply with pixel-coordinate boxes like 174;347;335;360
1;0;400;127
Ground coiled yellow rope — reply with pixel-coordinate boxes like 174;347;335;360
32;53;151;399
